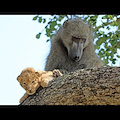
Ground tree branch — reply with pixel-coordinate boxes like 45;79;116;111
21;66;120;105
94;17;120;31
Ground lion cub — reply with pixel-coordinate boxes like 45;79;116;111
17;67;62;103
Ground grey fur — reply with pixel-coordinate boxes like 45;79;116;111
45;18;103;72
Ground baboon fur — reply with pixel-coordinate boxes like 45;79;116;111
45;18;103;72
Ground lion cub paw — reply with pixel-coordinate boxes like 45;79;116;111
53;69;63;77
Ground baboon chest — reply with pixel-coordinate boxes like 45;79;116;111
58;58;85;72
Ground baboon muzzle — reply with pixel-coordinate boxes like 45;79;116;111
69;42;83;62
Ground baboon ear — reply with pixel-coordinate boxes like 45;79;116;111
63;20;69;28
89;24;93;34
89;24;93;30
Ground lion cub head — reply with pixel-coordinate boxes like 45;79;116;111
17;67;41;95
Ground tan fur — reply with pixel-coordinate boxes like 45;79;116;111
45;18;103;72
17;67;62;103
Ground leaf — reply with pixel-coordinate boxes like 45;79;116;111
36;33;41;39
33;16;38;20
106;26;110;30
99;31;104;35
58;15;65;21
46;28;51;37
102;16;107;19
103;58;109;65
116;55;120;58
58;24;61;27
45;25;48;29
96;38;103;46
50;34;54;39
95;44;100;49
112;58;116;64
50;21;57;29
43;19;46;23
110;21;117;26
48;21;51;24
46;39;50;42
38;17;42;23
107;15;114;19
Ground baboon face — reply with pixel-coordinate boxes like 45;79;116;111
69;36;86;61
61;19;90;62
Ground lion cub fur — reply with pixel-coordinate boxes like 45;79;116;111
17;67;62;103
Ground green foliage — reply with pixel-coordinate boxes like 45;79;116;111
33;15;66;41
33;15;120;66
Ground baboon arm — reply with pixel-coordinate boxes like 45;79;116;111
86;59;103;69
45;59;59;71
45;43;63;71
92;60;103;68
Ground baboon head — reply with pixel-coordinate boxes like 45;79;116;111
60;18;92;62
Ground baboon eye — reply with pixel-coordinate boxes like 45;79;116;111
72;36;86;43
23;83;26;85
72;36;80;43
81;38;86;42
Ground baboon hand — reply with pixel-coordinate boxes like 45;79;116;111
53;69;63;77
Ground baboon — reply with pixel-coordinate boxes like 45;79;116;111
45;18;103;72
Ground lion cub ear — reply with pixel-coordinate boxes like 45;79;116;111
35;71;41;77
17;75;21;82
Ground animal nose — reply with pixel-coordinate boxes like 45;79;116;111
27;87;32;91
74;55;80;61
28;89;32;93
